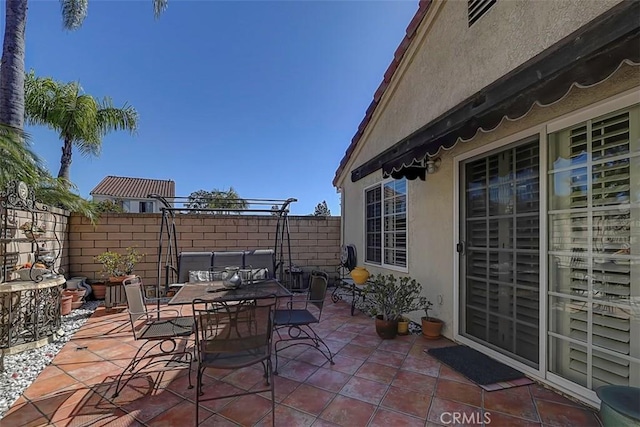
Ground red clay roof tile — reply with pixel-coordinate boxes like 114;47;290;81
90;175;175;199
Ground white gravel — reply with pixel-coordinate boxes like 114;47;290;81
0;300;101;418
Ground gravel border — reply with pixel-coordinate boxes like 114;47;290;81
0;300;101;418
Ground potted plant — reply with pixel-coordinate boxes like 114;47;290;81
95;247;144;283
363;274;426;339
421;300;444;339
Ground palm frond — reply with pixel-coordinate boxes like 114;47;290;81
97;98;138;136
60;0;89;30
0;125;43;188
24;72;60;128
153;0;168;19
34;175;97;224
68;94;100;145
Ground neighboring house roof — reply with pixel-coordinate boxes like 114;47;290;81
90;176;175;199
332;0;432;187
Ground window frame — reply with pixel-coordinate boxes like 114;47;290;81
363;177;409;272
139;200;154;213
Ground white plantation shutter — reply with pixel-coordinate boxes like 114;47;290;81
549;106;639;390
364;179;407;268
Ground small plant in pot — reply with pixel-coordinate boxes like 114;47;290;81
421;300;444;339
95;247;144;283
363;274;426;339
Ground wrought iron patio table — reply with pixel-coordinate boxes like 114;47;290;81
331;277;370;316
167;279;291;305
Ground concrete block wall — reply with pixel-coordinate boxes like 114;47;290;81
67;213;341;282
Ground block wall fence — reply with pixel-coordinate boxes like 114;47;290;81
65;213;342;282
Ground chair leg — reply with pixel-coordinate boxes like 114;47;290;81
273;340;281;375
187;354;194;389
112;339;193;398
269;358;275;426
311;327;335;365
198;364;205;396
112;341;158;397
195;364;203;427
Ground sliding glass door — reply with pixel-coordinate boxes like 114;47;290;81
547;106;640;391
460;138;541;366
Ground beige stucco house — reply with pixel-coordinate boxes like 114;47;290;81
90;176;175;213
333;0;639;407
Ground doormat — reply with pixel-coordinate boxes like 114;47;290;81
426;345;533;391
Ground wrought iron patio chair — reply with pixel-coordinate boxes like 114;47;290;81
192;297;277;426
112;276;194;398
273;273;334;374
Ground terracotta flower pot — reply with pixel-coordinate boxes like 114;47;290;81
61;295;73;316
375;315;398;339
421;317;443;340
63;289;86;302
350;267;370;285
91;283;107;300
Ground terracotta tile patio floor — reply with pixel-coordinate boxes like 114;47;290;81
2;296;603;427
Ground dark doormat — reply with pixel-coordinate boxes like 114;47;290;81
427;345;527;386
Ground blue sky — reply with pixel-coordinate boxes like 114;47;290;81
10;0;417;215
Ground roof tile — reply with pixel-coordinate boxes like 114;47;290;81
90;176;175;199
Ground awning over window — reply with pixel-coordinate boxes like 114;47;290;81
351;1;640;183
382;153;427;180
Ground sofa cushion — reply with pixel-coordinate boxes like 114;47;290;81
178;252;213;283
188;270;213;283
244;249;275;277
212;251;244;269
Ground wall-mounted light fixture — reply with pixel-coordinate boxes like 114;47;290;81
426;157;441;174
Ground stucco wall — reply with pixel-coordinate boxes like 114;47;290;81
341;64;639;335
338;0;624;184
67;213;341;282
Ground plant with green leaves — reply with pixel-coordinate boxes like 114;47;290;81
0;126;98;223
363;273;427;321
423;300;436;321
93;199;125;213
95;247;144;277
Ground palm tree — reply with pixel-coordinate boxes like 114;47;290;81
0;0;167;131
25;72;138;182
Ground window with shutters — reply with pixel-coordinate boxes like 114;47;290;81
364;178;407;269
461;138;540;366
548;106;640;391
468;0;496;26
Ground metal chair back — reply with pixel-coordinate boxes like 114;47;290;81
122;276;147;330
192;298;275;369
191;297;277;426
308;274;328;311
